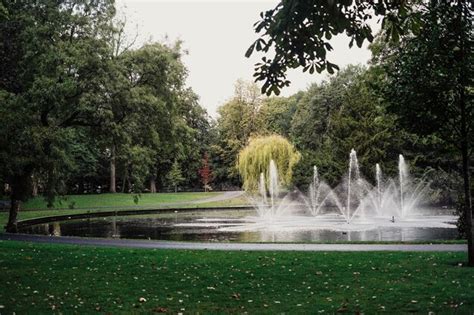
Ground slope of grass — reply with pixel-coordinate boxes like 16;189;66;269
0;240;472;314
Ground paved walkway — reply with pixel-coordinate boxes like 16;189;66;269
0;234;467;252
189;191;244;204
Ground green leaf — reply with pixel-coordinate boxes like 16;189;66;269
245;42;256;58
349;37;354;48
391;26;400;43
355;35;364;48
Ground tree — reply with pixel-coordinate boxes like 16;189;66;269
237;135;301;192
96;38;194;194
63;129;101;194
198;153;213;191
256;95;299;138
0;0;115;231
247;0;421;95
167;161;185;193
213;80;263;186
288;65;400;187
379;1;473;265
323;66;400;182
116;42;186;193
290;65;363;152
172;88;212;191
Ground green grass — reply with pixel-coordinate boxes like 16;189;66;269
0;240;472;314
21;192;222;210
0;192;251;228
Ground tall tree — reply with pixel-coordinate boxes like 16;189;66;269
97;40;191;194
0;0;115;231
116;42;186;193
290;66;363;153
171;88;212;191
213;80;263;186
256;95;299;138
380;1;473;264
198;153;213;192
324;67;400;182
167;160;185;193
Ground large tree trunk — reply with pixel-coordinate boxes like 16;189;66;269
78;181;85;194
150;176;157;193
109;145;116;193
121;170;128;193
31;175;38;197
461;140;473;266
457;0;473;266
459;51;472;266
5;173;31;233
5;197;20;233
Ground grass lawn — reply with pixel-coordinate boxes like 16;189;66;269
21;192;223;210
0;241;472;314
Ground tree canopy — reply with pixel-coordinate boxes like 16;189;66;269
0;0;210;231
237;135;300;192
247;0;422;95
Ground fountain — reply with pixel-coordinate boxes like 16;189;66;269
307;166;320;216
399;154;406;217
376;163;382;214
254;160;302;219
248;150;447;228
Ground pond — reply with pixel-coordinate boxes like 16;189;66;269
18;208;459;242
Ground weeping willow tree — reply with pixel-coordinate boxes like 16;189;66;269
237;135;301;192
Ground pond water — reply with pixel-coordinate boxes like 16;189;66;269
18;208;459;242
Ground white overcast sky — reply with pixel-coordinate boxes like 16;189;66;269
116;0;379;118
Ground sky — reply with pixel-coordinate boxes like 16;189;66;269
116;0;379;118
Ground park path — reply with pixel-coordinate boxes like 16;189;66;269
0;233;467;252
186;190;245;204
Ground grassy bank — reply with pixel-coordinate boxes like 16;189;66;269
0;240;472;314
0;192;250;227
21;192;223;210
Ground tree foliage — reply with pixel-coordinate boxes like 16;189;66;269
377;0;473;263
166;160;185;193
247;0;422;95
212;80;262;186
0;0;210;230
237;135;300;192
0;0;116;230
198;153;213;191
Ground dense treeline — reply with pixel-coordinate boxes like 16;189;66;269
212;65;460;198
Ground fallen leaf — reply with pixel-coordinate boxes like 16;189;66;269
152;307;168;313
231;293;241;300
